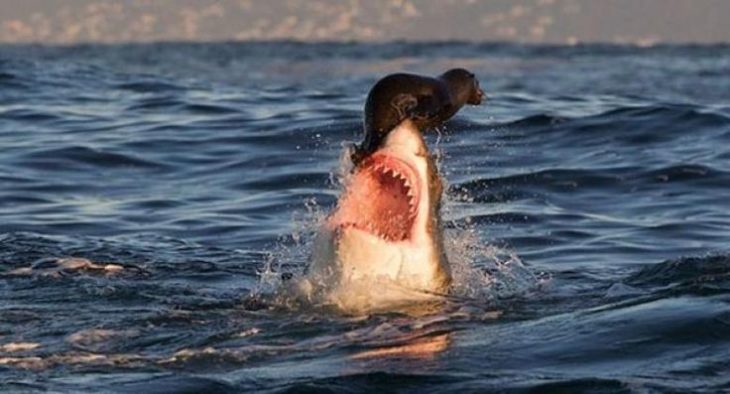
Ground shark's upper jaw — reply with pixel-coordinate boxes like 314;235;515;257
329;120;433;243
330;152;422;242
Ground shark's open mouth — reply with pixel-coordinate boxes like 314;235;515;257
331;153;421;242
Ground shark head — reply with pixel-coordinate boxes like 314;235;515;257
306;119;450;312
301;69;483;313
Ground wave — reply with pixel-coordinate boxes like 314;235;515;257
0;71;29;89
106;375;236;394
114;80;185;93
451;163;729;204
19;146;170;170
494;105;730;140
124;97;242;115
0;108;63;122
627;254;730;289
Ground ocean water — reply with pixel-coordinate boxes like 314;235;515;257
1;42;729;393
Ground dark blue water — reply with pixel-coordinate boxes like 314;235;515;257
1;42;729;393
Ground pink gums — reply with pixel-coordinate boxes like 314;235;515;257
329;154;421;242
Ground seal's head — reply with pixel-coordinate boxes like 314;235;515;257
439;68;485;106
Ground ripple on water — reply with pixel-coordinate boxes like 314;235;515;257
18;146;170;171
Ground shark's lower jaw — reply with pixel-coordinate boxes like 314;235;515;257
329;153;421;242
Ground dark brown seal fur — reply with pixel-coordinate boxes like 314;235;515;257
353;68;484;164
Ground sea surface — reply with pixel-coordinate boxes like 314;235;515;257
0;42;729;393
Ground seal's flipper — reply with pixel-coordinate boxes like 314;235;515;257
409;94;450;126
391;93;419;120
390;93;444;129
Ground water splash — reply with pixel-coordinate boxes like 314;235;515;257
444;224;548;301
254;142;546;312
254;196;325;300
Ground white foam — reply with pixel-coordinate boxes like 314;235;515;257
0;342;40;352
7;257;126;278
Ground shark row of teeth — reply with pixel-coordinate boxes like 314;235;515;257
370;163;418;216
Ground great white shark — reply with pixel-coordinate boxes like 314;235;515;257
304;69;484;312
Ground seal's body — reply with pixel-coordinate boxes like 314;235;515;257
355;68;484;163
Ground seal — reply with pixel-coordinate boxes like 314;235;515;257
303;68;485;313
353;68;484;164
